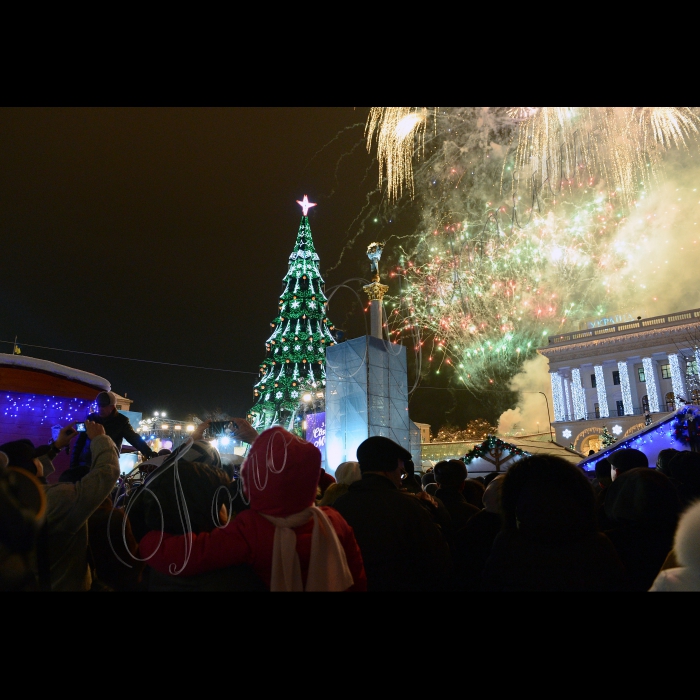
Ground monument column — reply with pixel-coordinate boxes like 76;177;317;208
363;242;389;339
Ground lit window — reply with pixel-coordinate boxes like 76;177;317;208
661;364;671;379
638;367;646;382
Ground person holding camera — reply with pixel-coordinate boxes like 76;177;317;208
67;391;156;480
0;420;121;590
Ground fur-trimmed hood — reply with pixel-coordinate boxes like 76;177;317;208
675;500;700;573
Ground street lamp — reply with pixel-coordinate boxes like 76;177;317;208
539;391;555;442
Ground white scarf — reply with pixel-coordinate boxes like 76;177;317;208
259;506;354;592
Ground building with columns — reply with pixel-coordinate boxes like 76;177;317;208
538;307;700;455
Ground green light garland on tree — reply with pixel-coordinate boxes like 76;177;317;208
248;197;337;434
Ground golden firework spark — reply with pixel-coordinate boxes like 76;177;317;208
636;107;699;150
507;107;539;121
365;107;428;201
510;107;700;209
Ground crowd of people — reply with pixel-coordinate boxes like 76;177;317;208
2;393;700;592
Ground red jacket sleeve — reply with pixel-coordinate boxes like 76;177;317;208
139;515;254;576
320;506;367;592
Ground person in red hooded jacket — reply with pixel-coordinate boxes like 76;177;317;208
139;426;367;592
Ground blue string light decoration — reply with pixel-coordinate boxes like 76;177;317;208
0;391;97;427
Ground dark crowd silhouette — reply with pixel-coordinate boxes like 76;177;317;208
2;402;700;592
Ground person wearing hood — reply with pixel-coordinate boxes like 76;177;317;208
317;461;361;507
482;455;628;592
139;426;366;592
650;500;700;591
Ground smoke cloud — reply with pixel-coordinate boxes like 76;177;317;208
497;353;553;437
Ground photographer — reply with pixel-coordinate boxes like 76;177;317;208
0;421;121;591
67;391;156;479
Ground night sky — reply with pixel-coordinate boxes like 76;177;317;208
0;107;428;423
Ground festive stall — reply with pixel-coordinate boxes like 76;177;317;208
0;353;110;481
463;435;530;476
577;404;700;474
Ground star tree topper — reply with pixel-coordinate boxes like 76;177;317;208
297;195;317;216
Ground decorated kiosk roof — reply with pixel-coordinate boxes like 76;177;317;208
0;353;110;391
577;405;698;473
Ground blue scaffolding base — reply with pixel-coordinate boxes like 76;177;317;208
325;336;421;475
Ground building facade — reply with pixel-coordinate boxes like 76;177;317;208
538;307;700;455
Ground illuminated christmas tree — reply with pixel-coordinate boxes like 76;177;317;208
248;196;337;433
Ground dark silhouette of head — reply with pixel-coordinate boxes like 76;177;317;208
357;435;411;474
433;459;467;490
668;450;700;507
483;472;500;486
424;482;439;497
609;449;648;481
144;461;231;535
595;458;612;488
603;467;681;533
656;448;680;477
463;479;486;508
501;454;597;543
421;470;436;489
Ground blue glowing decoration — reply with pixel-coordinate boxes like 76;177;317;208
671;405;700;447
0;391;98;449
577;406;690;473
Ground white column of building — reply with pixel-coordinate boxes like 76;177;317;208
571;368;587;419
550;371;566;421
668;353;688;409
594;365;609;418
563;375;573;420
642;357;660;412
617;360;634;415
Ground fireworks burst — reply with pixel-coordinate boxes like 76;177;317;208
364;107;700;395
365;107;429;201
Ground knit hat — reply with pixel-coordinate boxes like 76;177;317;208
356;435;411;473
609;448;648;473
96;391;117;407
241;426;321;517
334;461;361;486
0;440;38;475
